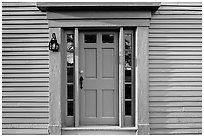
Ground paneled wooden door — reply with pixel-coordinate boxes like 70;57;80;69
79;31;119;125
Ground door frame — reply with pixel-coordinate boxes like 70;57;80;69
42;2;160;134
48;26;149;134
70;27;140;127
62;27;137;127
75;28;122;126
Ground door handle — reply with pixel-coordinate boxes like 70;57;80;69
80;76;84;89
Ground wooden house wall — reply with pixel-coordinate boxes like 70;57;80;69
149;2;202;135
2;2;49;135
2;2;202;135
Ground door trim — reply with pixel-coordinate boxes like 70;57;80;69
48;26;150;134
118;27;124;127
74;28;79;127
74;27;135;127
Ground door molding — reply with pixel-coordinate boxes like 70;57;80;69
37;2;160;12
48;26;150;134
74;28;79;127
45;2;160;135
135;27;150;134
119;27;124;127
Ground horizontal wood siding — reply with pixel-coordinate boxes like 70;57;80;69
2;2;49;135
149;2;202;135
2;2;202;135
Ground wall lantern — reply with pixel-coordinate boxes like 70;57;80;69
49;33;59;52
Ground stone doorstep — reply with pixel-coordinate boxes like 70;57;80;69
61;126;138;135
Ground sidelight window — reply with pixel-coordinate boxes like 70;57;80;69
66;33;75;118
124;30;135;127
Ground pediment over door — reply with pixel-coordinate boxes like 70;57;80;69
37;2;160;11
37;2;160;28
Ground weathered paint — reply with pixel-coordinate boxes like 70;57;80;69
2;2;202;135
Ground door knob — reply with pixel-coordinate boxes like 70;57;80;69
80;70;84;74
80;76;84;89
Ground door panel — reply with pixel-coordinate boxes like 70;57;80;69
102;48;114;78
84;48;97;78
79;31;118;125
84;89;97;117
102;89;115;117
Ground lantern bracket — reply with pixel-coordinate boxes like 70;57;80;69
49;33;59;52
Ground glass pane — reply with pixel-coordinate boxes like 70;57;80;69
125;84;132;99
67;85;74;99
125;50;132;67
125;34;132;50
67;68;74;82
67;101;73;116
125;69;131;82
67;52;74;66
66;33;75;118
67;34;74;43
125;101;132;115
67;34;74;52
102;34;114;43
85;34;96;43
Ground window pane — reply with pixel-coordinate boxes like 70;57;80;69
125;34;132;50
85;34;96;43
67;34;74;52
66;32;75;120
102;34;114;43
125;50;132;67
125;84;132;99
125;101;132;115
67;85;74;99
67;101;74;116
125;69;131;82
67;34;74;43
67;52;74;66
67;68;74;82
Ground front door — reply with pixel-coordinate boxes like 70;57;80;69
79;31;119;125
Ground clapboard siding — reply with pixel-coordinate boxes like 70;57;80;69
149;2;202;135
2;2;202;135
2;2;49;135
